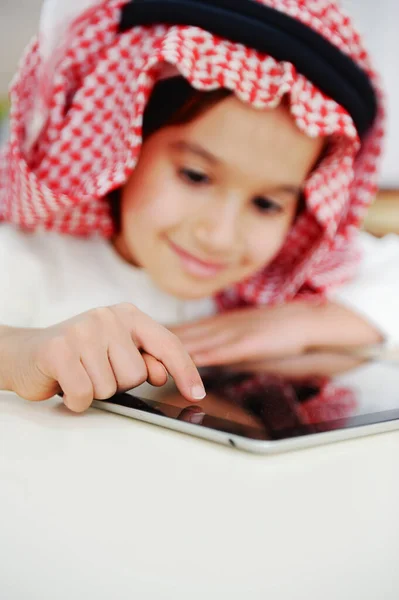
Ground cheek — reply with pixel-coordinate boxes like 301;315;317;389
245;216;294;268
122;173;187;234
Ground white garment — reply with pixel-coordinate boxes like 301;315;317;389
328;232;399;345
0;224;398;345
0;224;215;328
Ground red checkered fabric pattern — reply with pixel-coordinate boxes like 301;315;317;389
0;0;385;308
217;372;358;428
298;380;358;427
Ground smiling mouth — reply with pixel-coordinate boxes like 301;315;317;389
167;239;229;279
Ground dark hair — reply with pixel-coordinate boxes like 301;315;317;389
109;77;232;229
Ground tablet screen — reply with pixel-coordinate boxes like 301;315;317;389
102;359;399;441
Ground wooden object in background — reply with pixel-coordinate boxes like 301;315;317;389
364;189;399;237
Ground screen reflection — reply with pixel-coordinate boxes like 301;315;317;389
101;353;399;441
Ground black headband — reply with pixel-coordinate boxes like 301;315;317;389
119;0;378;138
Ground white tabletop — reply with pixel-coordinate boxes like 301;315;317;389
1;390;399;600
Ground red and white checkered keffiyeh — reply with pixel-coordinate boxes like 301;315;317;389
0;0;385;309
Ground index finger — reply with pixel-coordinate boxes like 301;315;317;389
124;308;206;402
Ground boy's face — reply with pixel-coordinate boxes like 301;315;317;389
114;96;324;299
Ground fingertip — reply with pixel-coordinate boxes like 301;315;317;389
63;396;91;413
190;384;206;401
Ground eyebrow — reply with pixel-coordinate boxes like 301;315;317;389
169;140;221;165
169;140;303;197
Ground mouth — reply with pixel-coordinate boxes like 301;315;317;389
167;239;229;279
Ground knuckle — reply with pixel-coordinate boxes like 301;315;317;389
89;306;115;324
39;335;70;363
69;309;114;342
69;322;94;344
114;302;139;317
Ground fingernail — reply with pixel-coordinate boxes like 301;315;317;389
191;384;206;400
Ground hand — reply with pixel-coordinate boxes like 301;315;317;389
170;303;315;367
171;300;383;369
2;303;206;412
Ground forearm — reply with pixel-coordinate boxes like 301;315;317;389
308;301;384;351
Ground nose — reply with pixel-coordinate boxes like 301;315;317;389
192;194;243;255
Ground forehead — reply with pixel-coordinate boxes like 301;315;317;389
170;95;325;184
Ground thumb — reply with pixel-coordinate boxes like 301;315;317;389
141;352;169;387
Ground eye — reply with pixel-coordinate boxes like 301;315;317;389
179;168;211;186
252;196;283;214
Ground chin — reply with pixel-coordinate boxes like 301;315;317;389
153;272;222;300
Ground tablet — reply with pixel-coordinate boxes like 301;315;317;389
92;357;399;453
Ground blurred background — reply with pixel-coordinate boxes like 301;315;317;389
0;0;398;234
